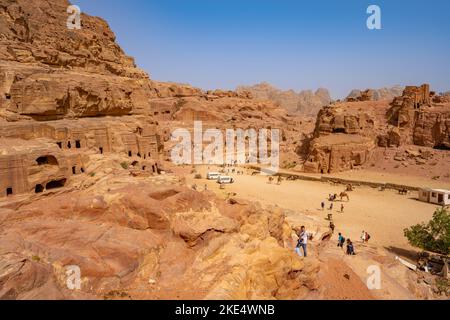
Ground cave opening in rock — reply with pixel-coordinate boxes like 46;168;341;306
128;151;132;157
152;165;156;173
72;166;76;175
99;147;103;154
5;93;11;100
35;184;44;193
75;140;81;149
434;144;450;151
36;155;58;166
80;168;85;173
6;187;13;196
333;128;346;133
137;152;141;158
46;179;66;190
56;142;62;149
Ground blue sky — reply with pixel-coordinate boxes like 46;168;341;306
72;0;450;98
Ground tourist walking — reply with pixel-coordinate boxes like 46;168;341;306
295;226;308;257
365;232;371;243
346;239;355;255
321;201;325;211
337;233;345;248
329;221;335;233
360;231;367;243
341;204;344;213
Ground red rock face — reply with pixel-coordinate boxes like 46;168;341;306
413;108;450;149
0;0;144;78
302;85;450;173
0;0;447;301
0;177;318;300
0;0;302;200
0;0;317;300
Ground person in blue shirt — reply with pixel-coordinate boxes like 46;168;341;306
337;233;345;248
346;239;356;255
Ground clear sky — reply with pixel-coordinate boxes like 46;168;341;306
72;0;450;98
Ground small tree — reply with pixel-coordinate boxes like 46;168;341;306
404;208;450;255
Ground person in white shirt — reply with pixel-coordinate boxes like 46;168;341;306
295;226;308;257
360;231;366;243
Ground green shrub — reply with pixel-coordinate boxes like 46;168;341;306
404;208;450;255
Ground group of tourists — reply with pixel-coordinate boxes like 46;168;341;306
294;226;371;258
337;233;355;255
295;227;363;258
223;168;244;175
321;201;344;212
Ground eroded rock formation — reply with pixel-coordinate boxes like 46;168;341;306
0;175;320;299
303;84;450;173
0;0;316;300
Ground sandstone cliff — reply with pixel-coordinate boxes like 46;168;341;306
0;0;316;300
302;85;450;174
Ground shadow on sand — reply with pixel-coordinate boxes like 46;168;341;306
384;246;419;262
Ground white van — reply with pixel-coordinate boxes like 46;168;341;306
218;176;234;184
207;172;221;180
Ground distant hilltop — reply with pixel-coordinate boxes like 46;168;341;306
236;82;331;117
236;83;419;116
346;86;404;102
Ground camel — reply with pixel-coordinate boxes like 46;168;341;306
339;191;350;202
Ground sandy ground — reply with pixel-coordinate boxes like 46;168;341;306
188;166;441;256
184;165;448;299
327;169;450;190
